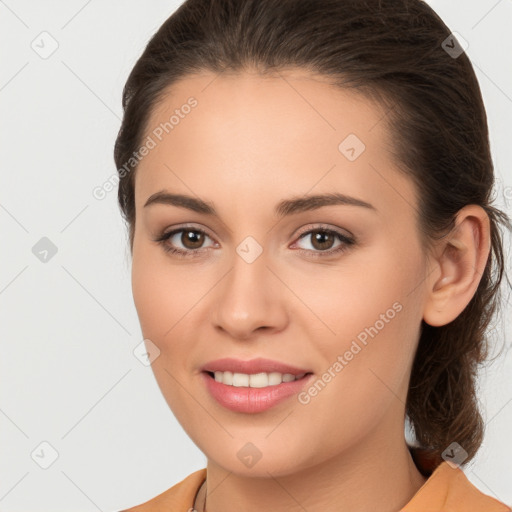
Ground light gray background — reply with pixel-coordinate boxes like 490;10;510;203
0;1;511;511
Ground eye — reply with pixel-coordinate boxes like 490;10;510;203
153;226;217;258
291;225;355;258
153;224;355;259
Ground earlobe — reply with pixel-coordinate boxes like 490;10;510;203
422;205;491;327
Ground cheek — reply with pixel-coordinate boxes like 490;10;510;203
131;246;207;383
131;249;200;417
290;242;422;337
131;241;179;346
288;244;424;397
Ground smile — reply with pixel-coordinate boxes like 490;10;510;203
202;371;314;413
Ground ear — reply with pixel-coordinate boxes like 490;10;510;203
422;205;491;327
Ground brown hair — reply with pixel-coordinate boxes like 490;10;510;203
114;0;511;474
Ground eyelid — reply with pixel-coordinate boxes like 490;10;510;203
154;222;356;258
161;223;217;242
159;222;353;245
293;222;354;240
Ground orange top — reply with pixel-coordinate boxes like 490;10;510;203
120;461;511;511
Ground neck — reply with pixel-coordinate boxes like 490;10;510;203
197;427;427;512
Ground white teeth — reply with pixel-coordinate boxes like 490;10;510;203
232;373;249;387
268;372;282;386
213;371;305;387
249;372;268;388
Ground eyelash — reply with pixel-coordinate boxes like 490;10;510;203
152;224;356;259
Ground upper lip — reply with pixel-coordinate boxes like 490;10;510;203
201;357;312;376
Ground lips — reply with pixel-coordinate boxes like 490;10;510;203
201;370;315;413
200;357;315;413
200;357;312;376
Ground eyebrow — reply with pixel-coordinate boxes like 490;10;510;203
143;190;377;217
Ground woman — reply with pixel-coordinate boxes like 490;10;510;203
115;0;511;510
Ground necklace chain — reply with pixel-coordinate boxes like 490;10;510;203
194;479;207;512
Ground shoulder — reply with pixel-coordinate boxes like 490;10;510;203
402;461;511;512
118;468;207;512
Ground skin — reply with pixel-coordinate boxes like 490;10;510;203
129;68;491;512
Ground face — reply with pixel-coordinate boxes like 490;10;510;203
131;69;431;477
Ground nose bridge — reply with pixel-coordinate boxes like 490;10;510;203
223;238;272;314
212;236;288;338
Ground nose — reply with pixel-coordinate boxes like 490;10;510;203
211;250;289;341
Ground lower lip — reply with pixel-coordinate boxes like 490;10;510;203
201;371;314;413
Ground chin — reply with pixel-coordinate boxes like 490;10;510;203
200;437;317;478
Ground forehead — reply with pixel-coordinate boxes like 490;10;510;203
134;69;416;222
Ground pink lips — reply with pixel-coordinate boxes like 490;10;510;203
201;357;312;375
200;357;314;414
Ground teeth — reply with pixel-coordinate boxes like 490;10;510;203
213;371;306;387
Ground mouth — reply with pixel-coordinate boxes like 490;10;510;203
201;370;315;414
